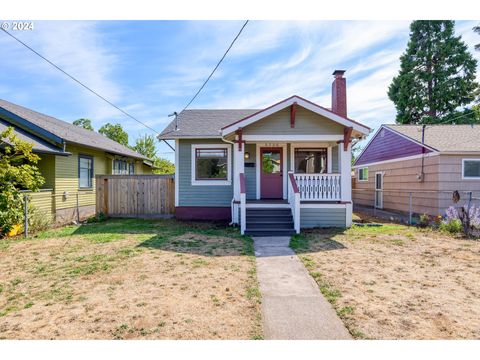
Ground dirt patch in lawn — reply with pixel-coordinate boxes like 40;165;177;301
291;216;480;339
0;219;261;339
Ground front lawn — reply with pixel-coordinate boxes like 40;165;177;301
0;218;262;339
291;214;480;339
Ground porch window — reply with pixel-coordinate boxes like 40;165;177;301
463;159;480;179
78;155;93;189
294;148;327;174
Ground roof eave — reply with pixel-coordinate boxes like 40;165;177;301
220;95;370;136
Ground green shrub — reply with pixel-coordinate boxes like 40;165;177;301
0;127;44;237
418;213;430;228
440;219;462;234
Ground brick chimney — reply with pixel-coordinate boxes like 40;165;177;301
331;70;347;118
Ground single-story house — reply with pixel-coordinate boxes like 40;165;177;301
158;70;371;236
352;124;480;217
0;99;154;223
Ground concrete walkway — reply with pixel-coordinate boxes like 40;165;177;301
254;236;351;340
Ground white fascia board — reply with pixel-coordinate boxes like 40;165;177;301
243;135;344;141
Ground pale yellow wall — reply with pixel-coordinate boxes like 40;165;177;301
36;154;56;189
54;144;108;210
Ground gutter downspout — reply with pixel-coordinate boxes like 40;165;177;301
221;133;237;226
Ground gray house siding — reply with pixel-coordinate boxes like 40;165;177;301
300;207;346;228
178;139;233;207
332;145;339;172
244;143;256;199
243;106;345;135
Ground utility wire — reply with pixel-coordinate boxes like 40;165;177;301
180;20;249;112
0;27;175;152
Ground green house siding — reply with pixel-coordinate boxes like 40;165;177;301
178;139;233;207
300;207;346;228
243;106;345;135
37;154;56;189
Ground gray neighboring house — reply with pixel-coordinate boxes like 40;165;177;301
158;70;371;236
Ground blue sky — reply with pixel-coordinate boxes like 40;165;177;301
1;20;479;162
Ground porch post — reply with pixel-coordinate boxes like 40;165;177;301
233;139;245;201
339;142;353;226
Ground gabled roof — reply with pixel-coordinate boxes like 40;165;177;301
0;118;69;156
385;124;480;152
158;109;259;139
221;95;370;136
0;99;149;160
158;95;370;140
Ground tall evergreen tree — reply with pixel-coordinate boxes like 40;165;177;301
474;24;480;51
388;21;478;124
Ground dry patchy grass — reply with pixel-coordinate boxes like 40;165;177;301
0;219;262;339
291;214;480;339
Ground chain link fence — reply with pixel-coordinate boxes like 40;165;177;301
353;189;480;225
21;189;96;237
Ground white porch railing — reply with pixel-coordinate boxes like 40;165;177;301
288;171;300;233
293;173;341;201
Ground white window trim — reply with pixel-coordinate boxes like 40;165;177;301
191;144;232;186
462;158;480;180
357;167;369;182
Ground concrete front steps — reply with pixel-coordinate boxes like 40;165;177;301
244;208;296;237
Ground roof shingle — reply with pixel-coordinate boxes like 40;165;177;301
158;109;260;139
385;124;480;152
0;99;149;160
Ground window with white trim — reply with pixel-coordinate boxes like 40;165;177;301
191;144;231;185
113;159;135;174
358;167;369;181
463;159;480;179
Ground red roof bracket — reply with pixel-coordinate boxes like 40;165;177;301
290;102;297;128
343;126;353;151
236;127;243;151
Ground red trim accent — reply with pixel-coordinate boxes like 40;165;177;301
220;95;371;132
236;128;243;151
175;207;230;220
239;173;246;194
290;102;297;128
343;127;353;151
288;172;299;194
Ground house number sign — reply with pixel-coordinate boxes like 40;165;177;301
263;143;280;147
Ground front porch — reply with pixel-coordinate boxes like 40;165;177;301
232;138;353;235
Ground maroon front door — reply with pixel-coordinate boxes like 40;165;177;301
260;147;283;199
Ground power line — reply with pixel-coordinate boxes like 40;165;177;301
0;27;175;152
180;20;249;112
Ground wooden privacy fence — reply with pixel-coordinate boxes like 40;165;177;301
96;175;175;218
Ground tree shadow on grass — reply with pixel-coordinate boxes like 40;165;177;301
290;227;348;254
34;217;254;257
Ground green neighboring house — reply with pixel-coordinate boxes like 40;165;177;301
0;99;154;223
